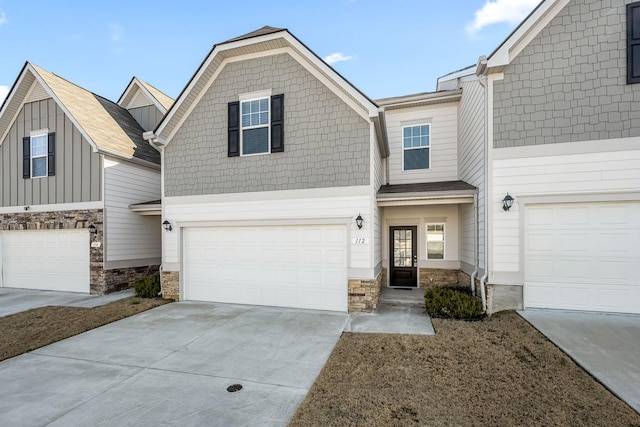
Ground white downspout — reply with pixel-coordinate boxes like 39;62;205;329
144;131;165;297
470;191;478;296
477;58;489;312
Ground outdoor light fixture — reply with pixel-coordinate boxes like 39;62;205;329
355;214;364;229
502;193;514;211
88;224;97;234
163;220;172;232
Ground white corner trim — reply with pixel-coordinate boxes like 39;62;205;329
0;201;103;214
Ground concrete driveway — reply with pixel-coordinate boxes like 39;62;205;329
0;302;348;426
520;309;640;414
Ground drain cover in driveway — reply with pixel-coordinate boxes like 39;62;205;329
227;384;243;392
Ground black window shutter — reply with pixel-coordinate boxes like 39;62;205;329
628;2;640;83
271;94;284;153
228;101;240;157
47;132;56;176
22;136;30;179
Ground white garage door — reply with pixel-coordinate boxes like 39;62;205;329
1;230;90;293
525;202;640;314
183;225;348;311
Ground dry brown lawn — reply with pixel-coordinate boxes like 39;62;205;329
0;297;170;362
290;311;640;427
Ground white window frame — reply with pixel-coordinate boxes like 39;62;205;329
402;123;431;171
239;90;272;157
426;223;445;260
30;129;48;179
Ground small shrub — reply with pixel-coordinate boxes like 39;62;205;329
134;275;160;298
424;286;484;320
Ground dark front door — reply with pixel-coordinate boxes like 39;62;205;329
389;226;418;287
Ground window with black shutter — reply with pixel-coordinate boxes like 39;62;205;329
23;131;55;178
228;93;284;157
628;2;640;83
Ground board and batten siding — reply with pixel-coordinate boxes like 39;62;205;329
385;103;458;185
163;190;375;276
491;143;640;276
457;79;486;272
103;158;161;265
128;105;164;132
0;99;102;207
164;53;370;197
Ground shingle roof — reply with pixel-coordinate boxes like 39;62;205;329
31;64;159;164
137;78;174;111
221;26;286;44
378;181;477;194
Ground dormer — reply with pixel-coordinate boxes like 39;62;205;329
118;77;174;131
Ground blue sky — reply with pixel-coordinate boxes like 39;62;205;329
0;0;539;105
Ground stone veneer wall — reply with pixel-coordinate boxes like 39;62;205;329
161;271;180;300
418;268;460;288
0;209;158;295
458;270;483;297
348;268;386;313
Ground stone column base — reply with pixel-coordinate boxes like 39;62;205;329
161;271;180;301
348;268;385;313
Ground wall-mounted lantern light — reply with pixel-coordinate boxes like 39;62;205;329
163;220;173;232
355;214;364;229
502;193;514;212
88;224;97;234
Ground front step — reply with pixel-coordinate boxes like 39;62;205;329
379;287;425;308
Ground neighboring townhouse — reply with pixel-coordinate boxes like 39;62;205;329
149;26;484;312
439;0;640;315
0;63;167;294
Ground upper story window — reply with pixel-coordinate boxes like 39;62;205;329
23;131;55;179
403;124;430;170
228;93;284;157
241;98;270;155
628;1;640;83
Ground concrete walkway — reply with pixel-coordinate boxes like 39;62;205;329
519;309;640;414
0;287;134;317
346;287;435;335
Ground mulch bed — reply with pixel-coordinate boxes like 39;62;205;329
289;311;640;426
0;297;170;362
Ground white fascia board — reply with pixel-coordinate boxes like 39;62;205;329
281;32;379;117
157;31;378;143
487;0;569;69
436;65;476;86
0;70;30;145
121;78;168;114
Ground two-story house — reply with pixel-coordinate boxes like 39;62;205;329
0;63;170;294
149;27;483;312
438;0;640;315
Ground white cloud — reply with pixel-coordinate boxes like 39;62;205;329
0;85;9;105
466;0;539;34
324;52;353;65
108;23;124;42
0;10;7;26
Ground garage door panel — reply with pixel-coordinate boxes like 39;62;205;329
525;202;640;314
2;230;89;293
183;225;347;311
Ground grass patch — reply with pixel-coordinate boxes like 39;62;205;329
289;312;640;426
0;297;170;362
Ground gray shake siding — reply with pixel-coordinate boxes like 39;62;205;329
0;99;102;206
493;0;640;148
165;53;370;196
